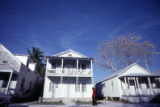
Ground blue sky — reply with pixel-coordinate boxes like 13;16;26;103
1;0;160;82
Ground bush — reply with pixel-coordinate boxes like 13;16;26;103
107;97;112;101
149;94;160;104
113;97;119;101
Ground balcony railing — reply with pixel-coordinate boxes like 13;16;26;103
47;68;92;76
122;88;160;97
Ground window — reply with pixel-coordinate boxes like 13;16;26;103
82;84;86;92
129;80;135;86
139;77;149;89
82;64;86;69
2;80;7;88
52;63;56;69
75;84;80;92
2;60;8;64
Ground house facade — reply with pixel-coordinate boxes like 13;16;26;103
43;49;94;101
96;63;160;103
0;44;41;100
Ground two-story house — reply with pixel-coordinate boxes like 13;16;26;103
43;49;94;101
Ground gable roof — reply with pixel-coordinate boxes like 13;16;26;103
97;63;150;83
52;49;88;58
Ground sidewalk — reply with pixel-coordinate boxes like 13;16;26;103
9;100;160;107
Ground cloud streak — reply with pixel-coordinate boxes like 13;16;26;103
58;30;85;50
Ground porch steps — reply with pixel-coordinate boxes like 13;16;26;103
63;100;75;106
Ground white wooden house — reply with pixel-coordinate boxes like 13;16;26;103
0;44;41;100
43;49;94;101
96;63;160;103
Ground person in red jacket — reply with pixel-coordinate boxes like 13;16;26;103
92;87;96;105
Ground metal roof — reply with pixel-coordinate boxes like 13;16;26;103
97;63;152;83
119;73;160;78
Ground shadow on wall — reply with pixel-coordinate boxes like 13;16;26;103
95;83;105;100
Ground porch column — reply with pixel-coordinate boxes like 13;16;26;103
76;59;79;86
60;58;63;84
90;60;93;74
90;60;94;84
76;59;79;75
46;58;49;74
127;77;130;89
148;77;152;89
148;77;153;95
61;58;64;74
6;71;13;94
124;77;127;89
76;77;79;84
136;77;140;89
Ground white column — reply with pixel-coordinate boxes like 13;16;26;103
136;77;140;89
6;71;13;94
76;59;79;75
134;77;137;89
76;77;79;84
90;60;94;84
127;77;130;89
148;77;152;89
60;58;63;84
124;77;127;89
61;58;64;75
148;77;153;95
46;58;49;74
76;59;79;86
90;60;93;72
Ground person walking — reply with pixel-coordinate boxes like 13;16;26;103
92;87;96;105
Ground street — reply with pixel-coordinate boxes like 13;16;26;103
8;101;160;107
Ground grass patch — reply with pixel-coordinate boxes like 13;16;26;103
31;100;64;105
75;100;92;105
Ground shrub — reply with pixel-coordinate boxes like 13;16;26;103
149;94;160;104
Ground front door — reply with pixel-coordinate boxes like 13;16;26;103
128;78;136;95
50;83;56;98
67;84;70;98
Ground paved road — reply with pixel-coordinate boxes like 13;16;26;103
8;101;160;107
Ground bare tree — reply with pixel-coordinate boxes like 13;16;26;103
97;33;159;72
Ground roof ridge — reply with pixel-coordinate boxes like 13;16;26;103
52;49;87;58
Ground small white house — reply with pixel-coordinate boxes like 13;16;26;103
0;44;41;100
96;63;160;103
43;49;94;101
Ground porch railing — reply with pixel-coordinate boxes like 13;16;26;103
47;69;92;76
122;88;160;97
0;88;7;93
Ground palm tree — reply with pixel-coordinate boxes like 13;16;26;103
27;47;45;77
